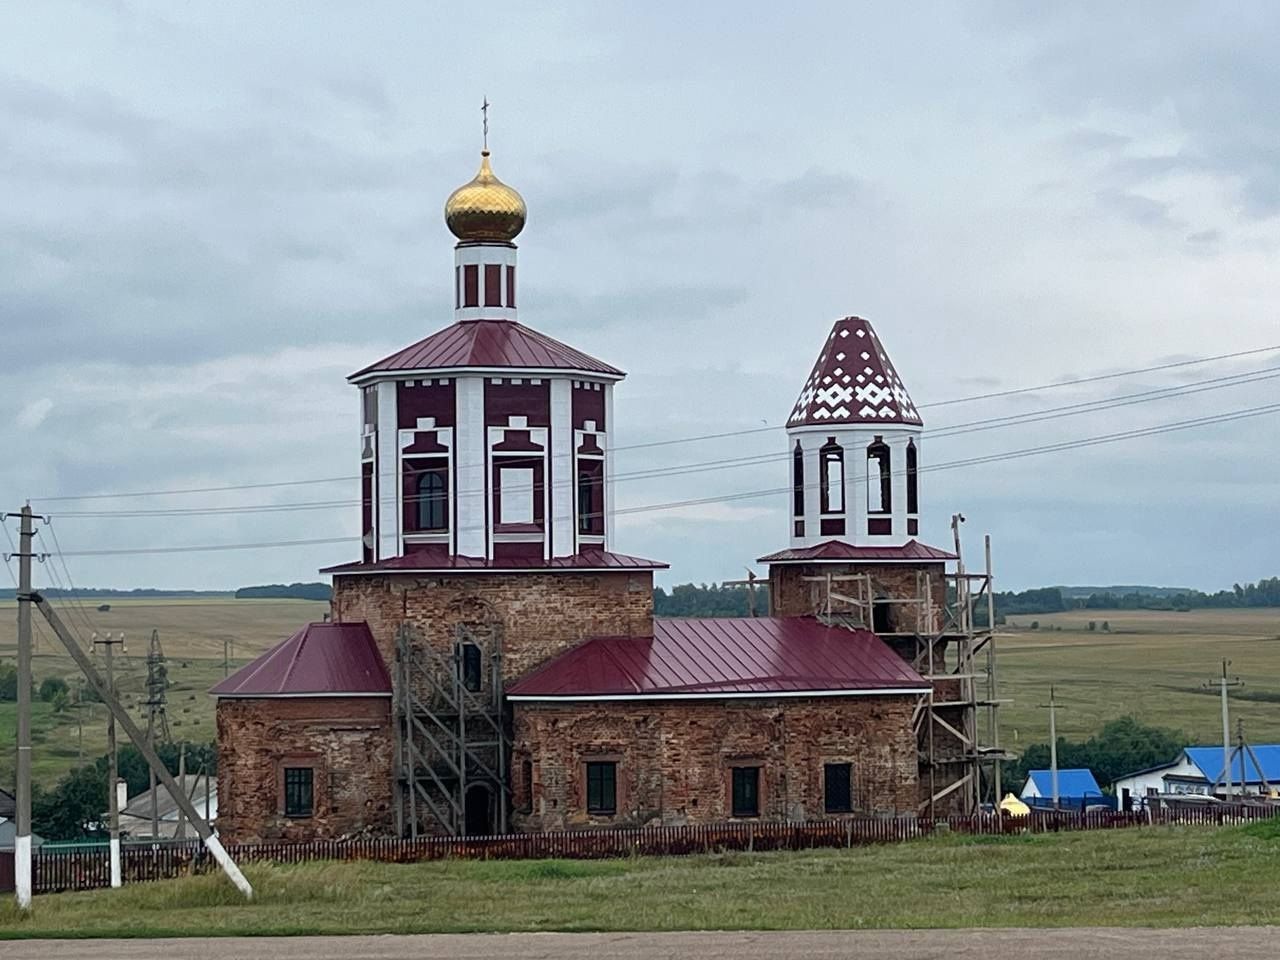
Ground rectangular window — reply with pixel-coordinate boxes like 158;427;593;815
484;264;502;306
824;763;853;813
506;265;516;307
283;767;314;818
463;264;479;307
460;642;482;692
499;466;535;524
586;761;617;815
577;460;604;535
731;766;760;818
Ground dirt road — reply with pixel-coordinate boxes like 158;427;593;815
4;928;1275;959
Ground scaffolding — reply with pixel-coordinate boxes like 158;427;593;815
806;528;1011;815
394;620;512;837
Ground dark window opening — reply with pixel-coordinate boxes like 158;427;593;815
577;459;604;535
463;264;479;307
794;520;805;538
906;439;918;515
361;386;377;430
522;758;534;813
866;437;891;515
872;598;893;634
459;642;482;692
284;767;314;818
824;763;853;813
731;766;760;817
586;761;617;815
506;265;516;307
819;438;844;514
484;264;502;306
413;468;448;532
792;441;805;517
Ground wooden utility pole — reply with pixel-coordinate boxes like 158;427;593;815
1205;660;1243;798
93;631;125;888
723;570;762;617
5;505;44;910
32;593;253;899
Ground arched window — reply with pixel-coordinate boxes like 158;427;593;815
819;438;844;514
417;469;448;531
906;439;918;515
866;438;891;515
792;441;805;517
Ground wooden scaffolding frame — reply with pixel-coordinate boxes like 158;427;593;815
805;529;1011;816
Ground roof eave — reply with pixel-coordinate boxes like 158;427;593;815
348;364;626;386
508;686;931;702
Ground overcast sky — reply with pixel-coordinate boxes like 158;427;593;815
2;1;1277;593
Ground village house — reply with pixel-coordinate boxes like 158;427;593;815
1112;746;1280;808
213;138;1003;842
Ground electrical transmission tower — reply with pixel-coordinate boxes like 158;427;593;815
144;628;171;745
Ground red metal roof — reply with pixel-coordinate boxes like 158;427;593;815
507;617;928;699
210;622;391;698
789;317;922;427
321;547;668;575
350;320;624;381
757;539;956;564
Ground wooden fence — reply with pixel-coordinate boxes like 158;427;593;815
22;803;1279;895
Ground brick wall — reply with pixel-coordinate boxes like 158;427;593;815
768;562;946;634
332;570;654;684
511;695;918;831
216;697;394;844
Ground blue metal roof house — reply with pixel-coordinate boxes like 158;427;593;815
1019;769;1112;809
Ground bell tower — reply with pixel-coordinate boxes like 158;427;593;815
786;316;923;548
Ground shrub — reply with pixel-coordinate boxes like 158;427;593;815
39;676;70;702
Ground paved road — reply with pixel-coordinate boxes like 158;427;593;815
4;929;1276;960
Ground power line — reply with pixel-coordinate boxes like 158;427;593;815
30;341;1280;504
45;364;1280;521
46;399;1280;558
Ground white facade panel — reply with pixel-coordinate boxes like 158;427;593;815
455;375;488;558
550;378;574;557
375;379;399;561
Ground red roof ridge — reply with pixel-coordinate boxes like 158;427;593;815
757;538;956;564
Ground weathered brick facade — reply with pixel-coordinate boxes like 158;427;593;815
216;697;394;843
769;561;946;636
331;570;655;683
512;696;918;830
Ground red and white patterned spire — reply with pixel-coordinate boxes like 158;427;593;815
788;317;922;427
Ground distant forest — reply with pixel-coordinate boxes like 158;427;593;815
7;577;1278;618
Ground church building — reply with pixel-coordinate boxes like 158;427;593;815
212;136;995;841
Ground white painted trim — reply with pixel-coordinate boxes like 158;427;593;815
550;378;574;558
761;556;951;566
604;384;616;547
15;833;31;908
204;834;254;899
329;564;666;576
375;380;400;561
350;366;624;386
109;836;122;888
214;692;393;699
508;686;931;702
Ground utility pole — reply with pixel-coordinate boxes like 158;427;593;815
5;505;45;910
93;631;126;888
1037;686;1066;809
223;637;232;678
31;592;253;898
1204;660;1243;799
145;629;170;840
723;569;761;617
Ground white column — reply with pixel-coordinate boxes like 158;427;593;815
888;434;911;545
455;376;488;558
375;380;400;561
550;378;574;558
604;384;616;548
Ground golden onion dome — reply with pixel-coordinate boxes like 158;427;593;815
444;151;527;243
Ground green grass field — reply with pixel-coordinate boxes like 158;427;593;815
998;608;1280;747
1;822;1278;937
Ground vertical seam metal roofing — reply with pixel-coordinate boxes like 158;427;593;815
210;622;392;697
506;616;929;698
349;319;624;380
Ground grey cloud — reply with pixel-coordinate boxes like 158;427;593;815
1094;189;1179;229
